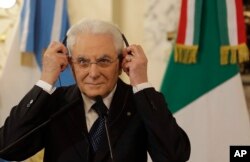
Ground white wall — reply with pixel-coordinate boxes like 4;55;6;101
68;0;113;23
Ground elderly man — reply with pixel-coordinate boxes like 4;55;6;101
0;19;190;162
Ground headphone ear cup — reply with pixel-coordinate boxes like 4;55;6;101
121;33;129;47
62;36;67;46
118;54;123;69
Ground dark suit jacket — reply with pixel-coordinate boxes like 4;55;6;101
0;79;190;162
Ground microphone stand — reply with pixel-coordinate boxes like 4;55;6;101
0;119;50;155
0;98;80;155
104;116;114;162
95;96;114;162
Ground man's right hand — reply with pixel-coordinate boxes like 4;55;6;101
40;41;69;85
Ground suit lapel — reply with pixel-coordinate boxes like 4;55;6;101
60;80;135;162
59;85;90;161
63;85;89;135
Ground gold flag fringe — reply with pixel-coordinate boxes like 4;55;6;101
174;44;198;64
28;149;44;162
220;43;249;65
21;52;35;67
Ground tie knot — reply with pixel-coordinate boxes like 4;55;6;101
92;101;108;117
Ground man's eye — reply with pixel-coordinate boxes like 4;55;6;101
99;58;111;63
77;58;89;64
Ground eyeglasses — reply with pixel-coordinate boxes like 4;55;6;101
70;55;121;68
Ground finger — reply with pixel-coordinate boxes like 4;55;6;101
125;55;133;62
122;64;130;76
122;59;131;75
136;45;144;55
122;48;130;58
59;54;69;65
57;59;68;72
122;48;134;63
60;63;68;72
126;45;140;56
49;41;68;55
60;46;68;55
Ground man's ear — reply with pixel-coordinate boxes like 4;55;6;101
118;66;122;75
68;57;77;81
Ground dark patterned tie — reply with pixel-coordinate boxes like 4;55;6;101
89;100;108;153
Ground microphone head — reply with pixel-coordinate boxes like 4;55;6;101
95;95;102;103
94;95;108;117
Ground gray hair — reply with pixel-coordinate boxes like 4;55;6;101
66;19;124;56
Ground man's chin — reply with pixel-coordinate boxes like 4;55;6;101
83;90;105;99
79;85;110;99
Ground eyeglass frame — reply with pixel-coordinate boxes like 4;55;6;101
62;33;128;68
69;54;123;69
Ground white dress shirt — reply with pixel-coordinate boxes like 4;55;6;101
36;80;152;131
81;85;116;131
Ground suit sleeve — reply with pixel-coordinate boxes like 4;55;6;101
134;87;191;162
0;85;53;161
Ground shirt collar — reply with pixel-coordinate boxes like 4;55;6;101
81;84;117;114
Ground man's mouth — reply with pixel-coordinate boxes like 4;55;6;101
85;83;103;86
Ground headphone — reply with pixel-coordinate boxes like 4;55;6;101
58;33;130;86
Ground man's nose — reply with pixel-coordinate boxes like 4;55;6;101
88;64;100;78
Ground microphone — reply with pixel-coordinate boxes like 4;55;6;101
95;96;114;162
95;96;108;117
0;118;50;156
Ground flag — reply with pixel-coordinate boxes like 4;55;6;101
174;0;249;65
161;0;250;161
19;0;74;161
0;0;73;161
20;0;74;86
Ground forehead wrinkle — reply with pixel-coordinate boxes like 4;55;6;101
72;33;117;58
